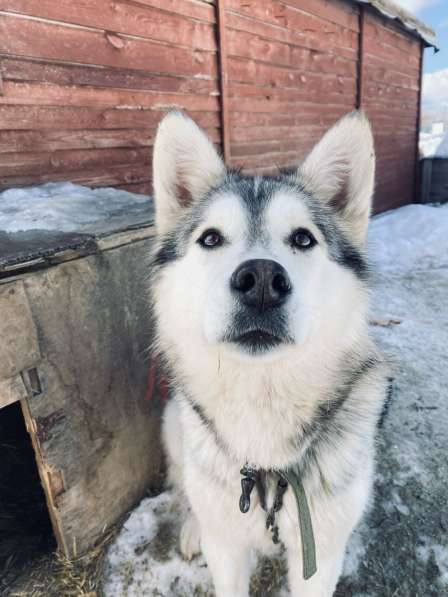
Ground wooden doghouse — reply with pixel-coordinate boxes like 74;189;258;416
0;185;162;558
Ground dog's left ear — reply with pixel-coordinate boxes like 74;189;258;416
298;111;375;245
153;111;226;234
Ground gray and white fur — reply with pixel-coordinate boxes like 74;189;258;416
149;110;388;597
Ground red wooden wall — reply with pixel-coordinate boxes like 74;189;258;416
0;0;424;212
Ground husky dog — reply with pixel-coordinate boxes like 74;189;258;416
150;111;388;597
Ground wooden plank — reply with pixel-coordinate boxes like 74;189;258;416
225;28;357;76
230;148;314;170
0;131;152;154
414;40;423;203
229;76;356;100
364;82;419;103
0;104;220;130
281;4;359;57
357;4;365;109
229;122;340;142
131;0;216;23
1;57;218;95
229;107;347;127
216;0;230;164
363;52;422;80
227;57;356;92
115;181;151;195
280;0;359;31
20;397;68;555
227;93;354;114
0;281;41;381
0;162;151;190
363;37;420;73
364;14;421;56
231;136;322;158
0;81;221;111
0;127;219;154
0;13;218;78
0;0;217;51
363;63;418;90
0;147;150;175
225;12;357;61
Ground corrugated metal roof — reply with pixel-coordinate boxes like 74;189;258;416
356;0;437;48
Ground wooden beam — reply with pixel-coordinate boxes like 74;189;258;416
216;0;231;164
356;5;366;110
414;39;424;203
20;396;69;555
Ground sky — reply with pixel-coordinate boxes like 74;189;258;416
392;0;448;119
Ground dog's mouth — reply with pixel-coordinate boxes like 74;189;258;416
224;327;291;354
223;311;292;354
233;329;282;351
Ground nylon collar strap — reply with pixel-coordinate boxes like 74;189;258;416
279;468;317;580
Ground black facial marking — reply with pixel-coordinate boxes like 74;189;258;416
337;237;368;279
152;232;178;269
300;193;369;281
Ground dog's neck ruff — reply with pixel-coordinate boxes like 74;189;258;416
186;398;317;580
239;465;317;580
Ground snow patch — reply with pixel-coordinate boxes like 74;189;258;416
103;492;213;597
0;182;150;234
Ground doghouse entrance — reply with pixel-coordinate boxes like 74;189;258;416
0;401;55;587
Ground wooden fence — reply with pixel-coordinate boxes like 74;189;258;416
0;0;424;212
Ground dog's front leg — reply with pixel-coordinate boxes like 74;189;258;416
185;463;252;597
200;526;251;597
286;545;345;597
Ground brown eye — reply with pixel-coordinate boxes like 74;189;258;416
291;228;316;250
198;229;223;248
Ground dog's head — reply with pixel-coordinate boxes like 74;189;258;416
151;111;374;363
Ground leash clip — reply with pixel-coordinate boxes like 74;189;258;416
239;466;259;513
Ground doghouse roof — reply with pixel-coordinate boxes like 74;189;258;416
0;183;154;276
356;0;437;48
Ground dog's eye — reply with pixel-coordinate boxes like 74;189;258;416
197;228;223;248
290;228;316;250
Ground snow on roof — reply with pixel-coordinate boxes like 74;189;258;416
420;131;448;159
356;0;437;49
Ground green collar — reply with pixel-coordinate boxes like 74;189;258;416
279;468;317;580
239;465;317;580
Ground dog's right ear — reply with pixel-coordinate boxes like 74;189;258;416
152;111;226;234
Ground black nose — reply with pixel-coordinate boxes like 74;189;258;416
230;259;291;312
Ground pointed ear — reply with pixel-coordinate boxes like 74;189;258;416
152;111;226;234
298;111;375;245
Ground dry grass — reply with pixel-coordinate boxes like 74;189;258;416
5;527;117;597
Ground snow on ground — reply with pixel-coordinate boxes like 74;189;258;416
0;182;150;234
103;203;448;597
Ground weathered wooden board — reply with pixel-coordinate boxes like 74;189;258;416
0;0;217;51
0;281;41;384
20;238;161;556
0;14;217;78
